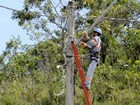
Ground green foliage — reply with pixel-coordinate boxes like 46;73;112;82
0;70;65;105
1;0;140;104
123;29;140;61
1;62;140;104
12;11;39;25
74;63;140;105
25;0;45;7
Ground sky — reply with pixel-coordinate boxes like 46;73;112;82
0;0;32;54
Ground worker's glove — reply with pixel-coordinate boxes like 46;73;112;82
80;42;91;48
80;42;87;47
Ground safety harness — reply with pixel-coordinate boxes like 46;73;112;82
86;37;101;63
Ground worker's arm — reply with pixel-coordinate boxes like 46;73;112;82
80;42;92;49
86;37;99;48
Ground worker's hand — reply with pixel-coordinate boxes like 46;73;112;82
79;42;87;47
82;31;89;40
82;31;88;35
80;42;91;48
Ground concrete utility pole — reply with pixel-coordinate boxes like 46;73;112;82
65;1;75;105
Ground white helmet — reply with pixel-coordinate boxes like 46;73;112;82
93;28;102;35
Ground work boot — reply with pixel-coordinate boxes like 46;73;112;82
84;82;91;90
85;84;90;90
79;84;90;90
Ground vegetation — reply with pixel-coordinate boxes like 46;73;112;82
0;0;140;104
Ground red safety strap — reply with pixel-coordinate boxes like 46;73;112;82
71;41;92;105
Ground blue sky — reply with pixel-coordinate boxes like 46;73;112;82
0;0;32;54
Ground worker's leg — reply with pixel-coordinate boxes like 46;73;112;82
85;60;98;90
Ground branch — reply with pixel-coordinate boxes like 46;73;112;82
86;16;140;23
0;4;18;11
50;0;61;20
88;0;117;32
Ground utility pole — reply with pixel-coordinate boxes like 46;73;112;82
65;1;75;105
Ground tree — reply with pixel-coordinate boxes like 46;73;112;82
0;0;140;104
11;0;140;64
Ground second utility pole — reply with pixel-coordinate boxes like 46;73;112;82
65;1;75;105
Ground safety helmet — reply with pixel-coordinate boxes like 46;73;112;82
93;28;102;35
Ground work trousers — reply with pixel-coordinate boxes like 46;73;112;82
85;59;98;86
